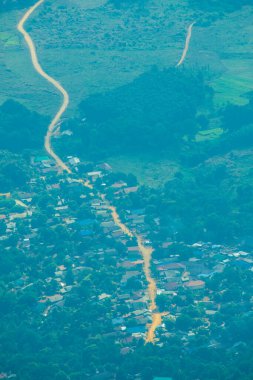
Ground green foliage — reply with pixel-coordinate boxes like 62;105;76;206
0;100;47;153
0;150;31;191
74;67;210;158
216;99;253;152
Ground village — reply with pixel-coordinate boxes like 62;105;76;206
0;151;253;369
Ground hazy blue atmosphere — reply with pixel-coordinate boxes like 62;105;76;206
0;0;253;379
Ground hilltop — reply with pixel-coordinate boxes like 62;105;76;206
1;1;253;380
1;0;253;114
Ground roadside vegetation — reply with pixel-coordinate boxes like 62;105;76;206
53;63;253;247
1;1;253;379
0;0;34;12
62;67;211;158
0;99;47;152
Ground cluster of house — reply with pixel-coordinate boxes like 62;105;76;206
88;174;253;345
150;241;253;344
88;199;152;342
1;153;253;351
0;190;33;247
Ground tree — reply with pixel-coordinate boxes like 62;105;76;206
76;67;209;158
0;100;46;152
175;314;193;331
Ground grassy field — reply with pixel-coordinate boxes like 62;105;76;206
0;31;12;42
0;31;19;47
195;127;223;142
1;1;253;116
189;6;253;106
0;0;190;116
212;59;253;106
107;155;180;187
0;9;58;115
1;1;253;187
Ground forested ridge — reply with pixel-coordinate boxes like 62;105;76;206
65;68;210;158
1;0;253;378
0;100;46;191
62;66;253;246
0;100;47;153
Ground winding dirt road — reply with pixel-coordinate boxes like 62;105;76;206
17;0;162;343
17;0;71;174
17;1;195;343
110;206;163;342
176;22;195;67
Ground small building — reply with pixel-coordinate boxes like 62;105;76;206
47;294;63;303
69;157;80;166
124;186;138;194
185;280;205;290
87;171;102;181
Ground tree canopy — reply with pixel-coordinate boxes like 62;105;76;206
75;67;210;158
0;100;47;153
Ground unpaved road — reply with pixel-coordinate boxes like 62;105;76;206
17;1;195;343
17;0;71;174
176;22;195;67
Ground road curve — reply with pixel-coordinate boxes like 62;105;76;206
176;22;195;67
17;1;161;343
17;0;71;174
17;3;195;344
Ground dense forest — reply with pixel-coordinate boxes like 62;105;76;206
218;98;253;152
0;150;31;191
0;100;45;191
122;153;253;245
107;83;253;245
0;100;47;153
67;68;210;158
57;65;253;246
